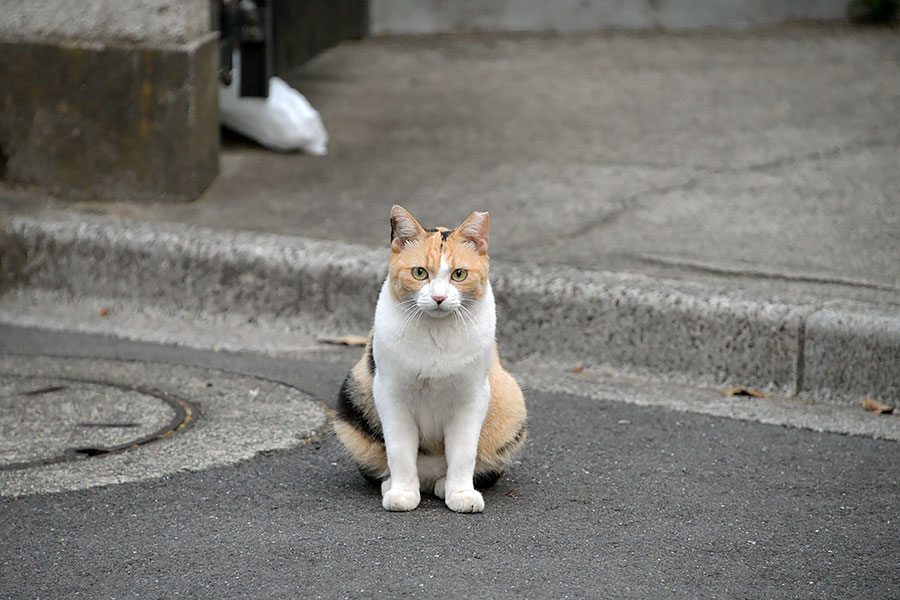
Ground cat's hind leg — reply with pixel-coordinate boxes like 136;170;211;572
416;454;447;496
433;477;446;499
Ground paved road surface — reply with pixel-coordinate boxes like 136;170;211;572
1;326;897;599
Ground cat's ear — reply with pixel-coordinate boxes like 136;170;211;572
455;211;489;255
390;205;425;252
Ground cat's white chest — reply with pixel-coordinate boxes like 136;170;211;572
372;278;495;451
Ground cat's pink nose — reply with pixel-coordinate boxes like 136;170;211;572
432;295;447;305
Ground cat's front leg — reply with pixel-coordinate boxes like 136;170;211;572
374;379;421;511
442;382;490;513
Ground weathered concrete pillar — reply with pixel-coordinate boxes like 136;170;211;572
0;0;219;202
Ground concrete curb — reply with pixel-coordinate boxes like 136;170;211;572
1;213;898;404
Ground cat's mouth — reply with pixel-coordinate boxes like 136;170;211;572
424;305;453;319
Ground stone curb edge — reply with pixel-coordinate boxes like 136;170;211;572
1;214;898;404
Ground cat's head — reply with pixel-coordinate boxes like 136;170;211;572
387;205;490;319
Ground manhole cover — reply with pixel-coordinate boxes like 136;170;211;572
0;376;194;470
0;356;328;497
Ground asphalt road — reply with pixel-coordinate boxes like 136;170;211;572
1;326;898;599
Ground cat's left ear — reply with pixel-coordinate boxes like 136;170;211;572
455;211;489;255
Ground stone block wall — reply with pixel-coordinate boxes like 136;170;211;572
0;0;219;202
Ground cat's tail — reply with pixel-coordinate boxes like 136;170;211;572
334;415;389;484
334;361;389;483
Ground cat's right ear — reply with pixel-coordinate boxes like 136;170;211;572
390;205;425;252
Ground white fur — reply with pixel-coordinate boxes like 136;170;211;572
372;272;496;513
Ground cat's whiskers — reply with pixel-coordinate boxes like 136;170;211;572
397;298;422;337
453;306;471;343
455;302;479;343
398;308;419;337
458;299;479;326
397;297;418;309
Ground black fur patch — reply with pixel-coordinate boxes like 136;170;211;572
497;425;527;456
425;227;454;241
474;469;504;489
336;376;384;444
367;346;376;375
358;464;383;485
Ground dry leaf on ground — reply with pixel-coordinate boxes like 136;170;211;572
862;397;894;414
318;334;368;347
721;386;768;398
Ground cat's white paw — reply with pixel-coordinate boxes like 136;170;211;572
433;477;446;499
382;488;420;512
445;489;484;513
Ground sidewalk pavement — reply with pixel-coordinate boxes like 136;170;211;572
1;24;899;405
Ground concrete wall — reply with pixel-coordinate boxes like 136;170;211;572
370;0;850;34
0;0;218;202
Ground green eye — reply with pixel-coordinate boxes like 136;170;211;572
411;267;428;280
451;268;468;282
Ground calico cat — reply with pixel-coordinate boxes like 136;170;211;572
334;205;527;513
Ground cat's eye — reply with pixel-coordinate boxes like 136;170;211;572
451;268;468;282
411;267;429;280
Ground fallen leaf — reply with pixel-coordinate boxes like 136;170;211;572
572;365;585;374
863;397;894;414
318;334;368;347
721;386;768;398
98;308;113;317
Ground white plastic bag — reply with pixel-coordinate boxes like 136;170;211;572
218;53;328;155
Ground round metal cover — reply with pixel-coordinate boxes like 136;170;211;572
0;356;327;497
0;375;194;469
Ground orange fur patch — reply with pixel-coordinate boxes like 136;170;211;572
389;231;489;302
